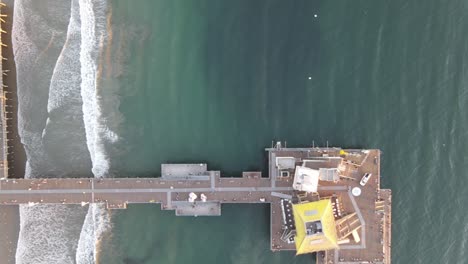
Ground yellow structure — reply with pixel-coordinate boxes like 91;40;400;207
292;199;339;254
339;149;349;156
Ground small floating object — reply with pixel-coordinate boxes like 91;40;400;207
314;14;318;18
308;76;312;80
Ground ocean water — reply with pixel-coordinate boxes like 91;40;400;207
11;0;468;263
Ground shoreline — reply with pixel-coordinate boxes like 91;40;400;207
1;0;26;263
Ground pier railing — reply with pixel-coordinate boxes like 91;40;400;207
0;1;8;178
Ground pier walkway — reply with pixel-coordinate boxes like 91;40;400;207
0;147;391;264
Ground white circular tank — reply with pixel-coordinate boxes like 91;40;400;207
352;187;362;197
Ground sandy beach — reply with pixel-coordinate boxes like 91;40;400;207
0;205;19;264
1;0;26;263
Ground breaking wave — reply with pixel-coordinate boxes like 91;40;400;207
79;0;122;179
12;0;118;263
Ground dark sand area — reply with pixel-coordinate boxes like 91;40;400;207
1;0;26;263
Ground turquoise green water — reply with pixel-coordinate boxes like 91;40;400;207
103;1;468;263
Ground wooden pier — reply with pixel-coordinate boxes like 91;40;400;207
0;147;391;263
0;1;9;179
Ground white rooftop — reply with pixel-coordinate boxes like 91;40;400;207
292;166;319;193
276;157;296;170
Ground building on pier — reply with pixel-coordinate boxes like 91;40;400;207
292;199;338;254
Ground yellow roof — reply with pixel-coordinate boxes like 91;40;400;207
292;199;339;255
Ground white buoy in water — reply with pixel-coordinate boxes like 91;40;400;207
352;187;362;197
314;14;318;18
308;76;312;80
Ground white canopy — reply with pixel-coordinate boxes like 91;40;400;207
188;192;198;203
293;166;319;192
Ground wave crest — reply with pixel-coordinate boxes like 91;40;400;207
13;0;118;263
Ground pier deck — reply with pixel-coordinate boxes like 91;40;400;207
0;147;391;263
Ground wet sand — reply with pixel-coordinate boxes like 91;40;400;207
0;205;19;264
1;0;25;263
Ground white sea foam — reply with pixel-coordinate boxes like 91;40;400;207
76;204;113;264
75;2;120;263
13;0;117;263
42;0;92;176
12;0;85;263
76;1;119;260
79;0;122;179
16;204;87;264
